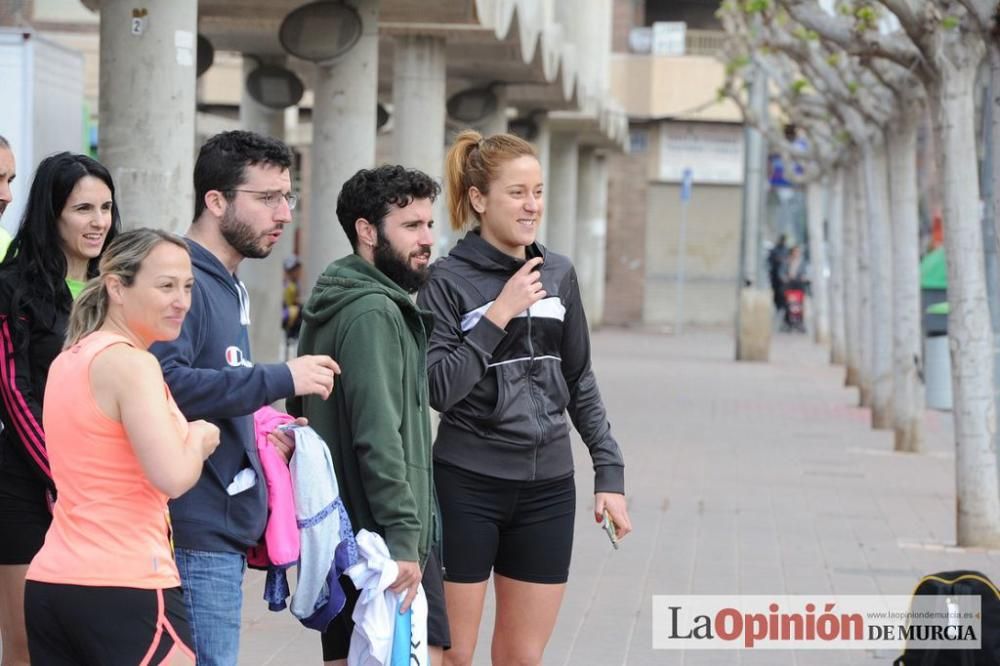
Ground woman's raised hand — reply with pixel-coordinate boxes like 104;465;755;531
485;257;546;329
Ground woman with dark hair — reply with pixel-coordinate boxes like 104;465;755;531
0;151;120;665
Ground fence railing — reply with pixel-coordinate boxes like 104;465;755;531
685;29;726;56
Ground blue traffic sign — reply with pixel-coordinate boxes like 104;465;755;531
680;167;693;202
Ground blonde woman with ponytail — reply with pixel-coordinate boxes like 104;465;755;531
418;130;633;665
23;228;220;665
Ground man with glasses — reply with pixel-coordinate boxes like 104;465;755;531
151;130;340;665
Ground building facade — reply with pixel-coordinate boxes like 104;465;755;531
607;0;745;328
5;0;628;361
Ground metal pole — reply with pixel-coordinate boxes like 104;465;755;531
675;196;689;335
740;71;766;286
735;62;768;360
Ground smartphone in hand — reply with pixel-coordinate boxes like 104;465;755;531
602;509;619;550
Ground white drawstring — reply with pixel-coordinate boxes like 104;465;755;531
236;278;251;326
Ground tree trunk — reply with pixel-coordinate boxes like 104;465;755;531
855;164;874;409
920;104;944;243
863;142;894;429
988;44;1000;270
829;169;847;366
887;110;924;453
807;180;831;345
931;64;1000;546
987;44;1000;500
843;164;862;389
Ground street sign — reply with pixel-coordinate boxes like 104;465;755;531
680;167;693;202
676;167;693;335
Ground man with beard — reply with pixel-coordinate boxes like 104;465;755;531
289;165;449;665
151;130;340;666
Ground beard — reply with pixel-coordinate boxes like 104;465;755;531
220;203;274;259
373;229;431;294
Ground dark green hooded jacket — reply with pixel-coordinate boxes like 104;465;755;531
289;254;436;565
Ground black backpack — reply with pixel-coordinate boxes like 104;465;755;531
894;570;1000;665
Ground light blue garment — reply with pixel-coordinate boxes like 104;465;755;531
288;426;358;629
174;548;246;666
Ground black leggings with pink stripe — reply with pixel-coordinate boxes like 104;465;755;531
25;582;195;665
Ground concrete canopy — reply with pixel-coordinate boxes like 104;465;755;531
81;0;625;148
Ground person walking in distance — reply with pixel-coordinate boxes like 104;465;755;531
767;233;789;318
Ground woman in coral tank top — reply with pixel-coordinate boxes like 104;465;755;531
24;228;220;665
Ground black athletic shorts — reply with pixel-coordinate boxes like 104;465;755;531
320;548;450;661
24;581;194;665
434;461;576;585
0;471;51;565
0;516;49;565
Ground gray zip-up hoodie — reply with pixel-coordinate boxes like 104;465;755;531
416;230;625;493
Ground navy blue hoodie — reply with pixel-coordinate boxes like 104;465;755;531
151;240;295;553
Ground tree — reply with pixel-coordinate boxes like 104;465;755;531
780;0;1000;546
751;6;898;426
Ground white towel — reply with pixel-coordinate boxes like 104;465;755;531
347;530;428;666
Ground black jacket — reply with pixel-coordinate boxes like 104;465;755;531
416;231;624;494
0;268;69;507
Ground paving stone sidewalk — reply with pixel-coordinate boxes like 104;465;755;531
239;327;997;665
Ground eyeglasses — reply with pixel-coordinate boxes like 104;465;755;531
227;189;299;210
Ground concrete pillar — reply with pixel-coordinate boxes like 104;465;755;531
533;115;551;248
392;34;448;257
239;55;290;363
739;64;767;287
574;149;607;325
284;105;299;134
240;56;287;139
546;131;579;259
737;289;772;361
98;0;197;233
735;63;771;361
593;154;608;325
479;85;508;136
392;36;445;171
306;0;379;295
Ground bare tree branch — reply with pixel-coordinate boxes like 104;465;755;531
778;0;929;77
717;1;867;178
877;0;927;42
953;0;998;37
